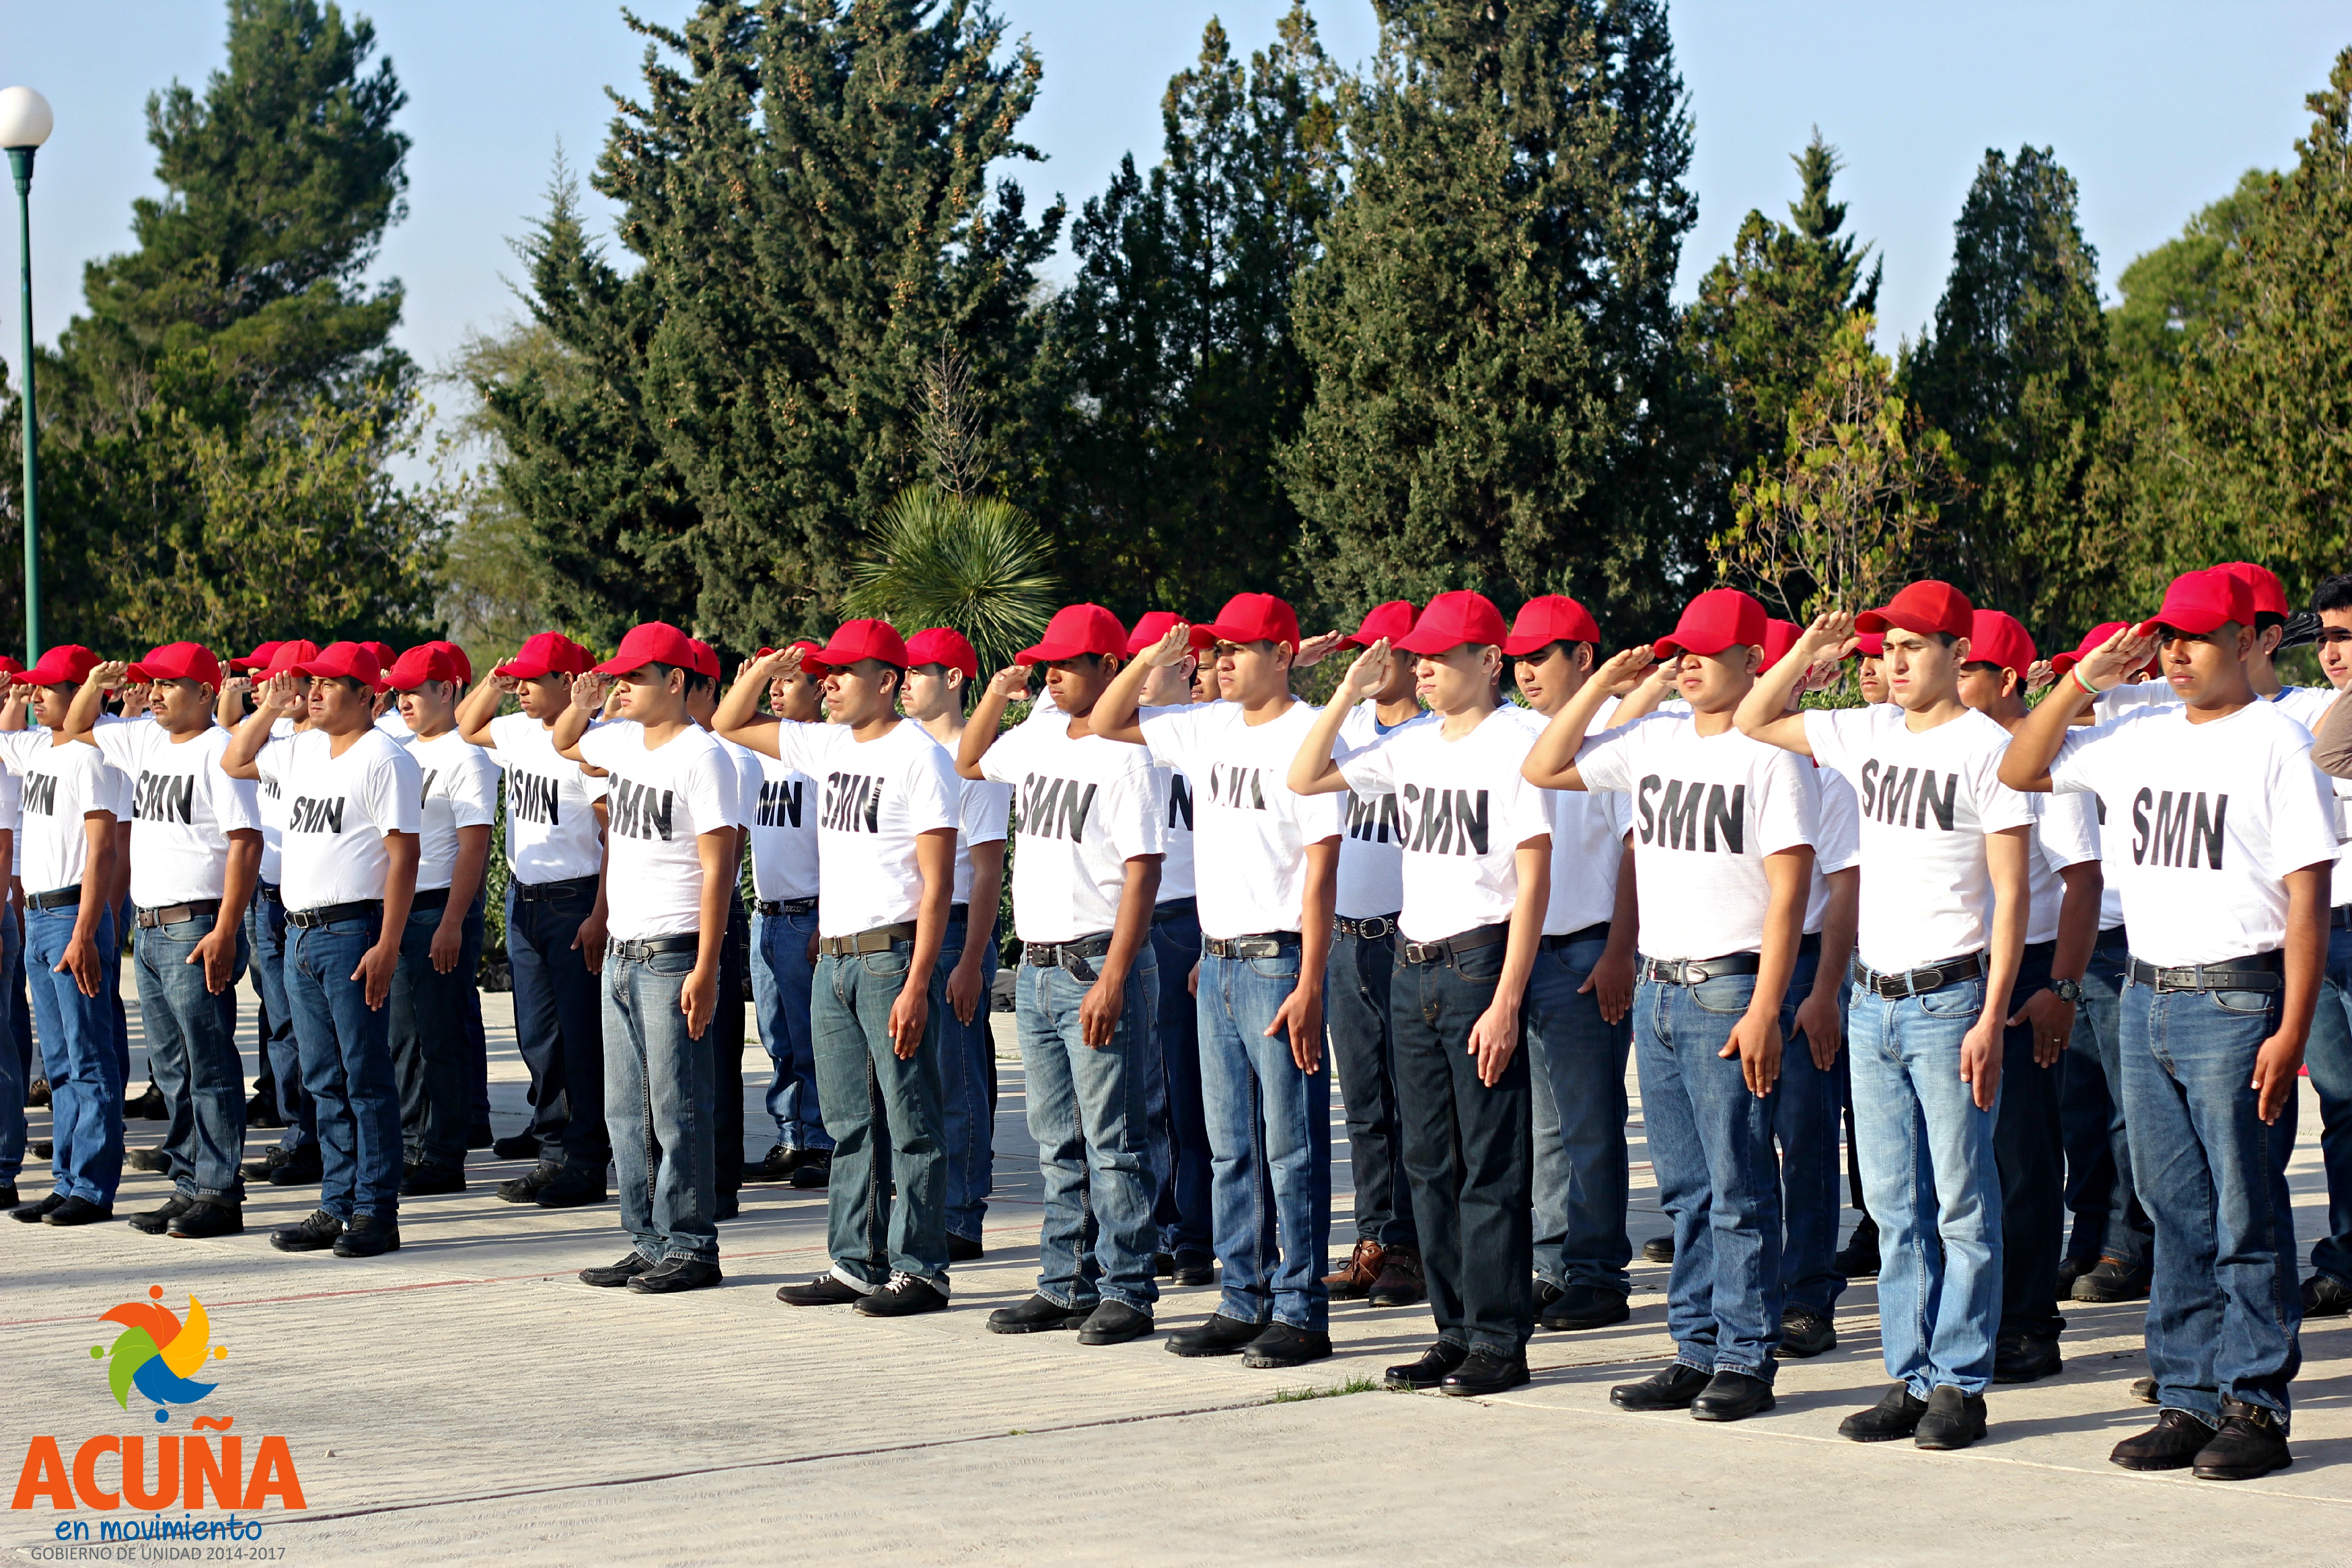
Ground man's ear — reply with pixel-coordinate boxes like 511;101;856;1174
1574;642;1596;673
1950;635;1973;666
1744;644;1764;677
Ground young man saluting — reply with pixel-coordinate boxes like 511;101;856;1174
2003;567;2333;1481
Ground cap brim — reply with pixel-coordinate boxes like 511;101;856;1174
493;659;553;680
1652;632;1738;660
1200;621;1288;648
1394;628;1491;656
1016;641;1109;666
291;664;387;693
1852;609;1895;633
2136;613;2226;639
590;654;646;676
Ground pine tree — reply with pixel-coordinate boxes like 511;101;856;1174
1282;0;1696;636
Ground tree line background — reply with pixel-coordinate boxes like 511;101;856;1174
7;0;2352;673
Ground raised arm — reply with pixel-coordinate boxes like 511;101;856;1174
215;674;251;731
1523;645;1655;790
455;670;509;749
715;650;794;756
220;674;303;780
61;661;131;743
1999;624;2156;793
1093;621;1195;744
1286;639;1390;797
958;665;1029;780
551;672;612;763
1735;611;1855;755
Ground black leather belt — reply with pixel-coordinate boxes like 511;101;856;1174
514;874;599;903
609;934;701;961
2333;906;2352;932
1203;931;1299;960
27;885;80;912
1336;913;1399;941
2096;923;2130;951
818;921;916;958
287;899;382;930
1541;921;1611;952
947;902;970;924
1641;951;1760;985
756;896;818;918
254;882;282;905
135;899;221;929
1853;951;1985;999
1025;932;1114;983
1153;896;1196;924
411;887;452;912
1400;922;1508;967
2126;949;2285;994
1798;931;1822;958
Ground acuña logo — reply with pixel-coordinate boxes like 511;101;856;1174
12;1284;306;1532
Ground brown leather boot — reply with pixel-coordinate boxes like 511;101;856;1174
1324;1238;1384;1299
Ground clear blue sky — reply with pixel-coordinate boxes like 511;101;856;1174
0;0;2344;402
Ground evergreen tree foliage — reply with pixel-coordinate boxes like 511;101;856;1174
1282;0;1697;637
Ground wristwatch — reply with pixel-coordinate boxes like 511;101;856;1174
2048;977;2084;1004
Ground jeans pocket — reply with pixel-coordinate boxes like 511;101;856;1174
1917;976;1986;1018
1247;950;1301;983
646;949;697;978
2211;987;2279;1018
861;949;911;980
1454;941;1504;985
1688;973;1758;1015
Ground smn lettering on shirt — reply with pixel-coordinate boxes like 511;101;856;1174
289;796;347;834
22;774;59;817
610;777;675;842
758;777;803;828
1400;782;1490;857
2131;788;2227;869
510;770;562;827
1635;778;1745;854
1020;773;1099;845
1167;772;1193;831
132;770;196;825
1856;760;1959;831
1346;791;1401;845
1205;763;1270;812
822;772;882;834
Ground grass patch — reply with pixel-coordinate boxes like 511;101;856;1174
1266;1374;1383;1403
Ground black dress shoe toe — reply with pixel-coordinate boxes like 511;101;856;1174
2192;1398;2292;1480
947;1232;984;1263
1440;1349;1529;1396
628;1256;723;1294
1640;1233;1674;1264
169;1200;242;1239
1240;1322;1332;1369
2073;1258;2152;1303
2300;1272;2352;1317
1165;1313;1267;1358
10;1191;64;1223
1691;1370;1775;1422
776;1273;868;1307
331;1215;400;1256
1832;1218;1880;1279
1539;1283;1629;1332
1385;1342;1468;1390
43;1196;114;1226
2110;1409;2218;1471
1170;1249;1215;1287
1775;1306;1835;1359
1914;1385;1987;1450
1611;1362;1710;1411
988;1293;1091;1334
1077;1301;1155;1345
1990;1333;2062;1385
581;1253;654;1288
128;1195;194;1235
1839;1383;1929;1442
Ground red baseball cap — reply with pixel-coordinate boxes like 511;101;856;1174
808;619;908;672
229;640;285;673
260;639;322;679
685;638;723;680
2051;621;2160;678
1503;595;1602;657
495;632;593;681
1201;592;1300;649
357;641;397;671
384;643;469;691
2218;561;2289;620
594;621;703;677
1123;612;1214;659
1396;591;1508;656
1964;610;2035;679
1856;580;1973;640
1339;600;1418;650
1653;588;1766;660
757;639;831;675
1017;604;1128;666
2139;567;2255;639
22;644;100;689
126;643;224;687
292;641;389;693
0;655;22;679
1849;631;1885;659
1760;619;1805;669
430;641;473;685
907;627;982;679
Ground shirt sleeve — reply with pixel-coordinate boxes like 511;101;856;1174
1754;748;1818;857
1571;718;1641;796
89;716;139;774
1799;707;1862;777
973;722;1026;789
2264;740;2346;877
449;749;499;830
1333;729;1399;799
2048;719;2119;798
961;780;1012;847
765;719;832;779
0;729;42;774
211;759;263;835
1136;705;1204;779
71;748;119;822
2034;790;2099;873
679;747;736;840
901;742;962;836
366;744;425;838
252;733;289;793
575;723;621;774
1815;769;1861;875
1102;756;1169;864
1292;778;1346;842
1972;739;2038;834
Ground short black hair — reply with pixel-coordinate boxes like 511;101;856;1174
682;669;716;698
1513;638;1591;667
2255;610;2287;633
2313;573;2352;616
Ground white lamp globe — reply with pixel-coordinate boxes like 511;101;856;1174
0;88;54;151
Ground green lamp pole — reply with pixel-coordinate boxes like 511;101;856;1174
0;86;52;666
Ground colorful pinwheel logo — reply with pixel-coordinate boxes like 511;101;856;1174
91;1285;227;1423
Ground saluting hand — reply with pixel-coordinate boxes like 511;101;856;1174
2073;623;2158;693
89;659;132;692
1293;630;1348;668
1796;610;1858;664
569;670;612;713
985;665;1028;704
1337;638;1392;704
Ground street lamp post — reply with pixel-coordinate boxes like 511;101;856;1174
0;86;51;666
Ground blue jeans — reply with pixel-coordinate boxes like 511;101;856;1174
1635;967;1784;1378
506;879;608;1167
391;896;483;1173
1327;924;1414;1250
1392;936;1533;1358
134;912;250;1201
248;892;313;1153
28;901;124;1205
813;938;948;1288
751;907;829;1151
2122;974;2302;1427
285;911;403;1222
1848;972;2003;1398
1527;932;1632;1294
2064;937;2150;1269
1150;904;1211;1256
1996;941;2064;1341
1014;946;1161;1312
1772;948;1845;1316
602;944;718;1264
110;896;131;1085
2304;924;2352;1288
1198;943;1328;1330
939;911;1000;1241
0;907;22;1184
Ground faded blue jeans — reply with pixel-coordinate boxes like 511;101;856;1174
285;909;402;1223
1527;931;1632;1295
1198;941;1328;1331
603;943;718;1265
2302;924;2352;1289
813;937;948;1289
751;907;829;1151
1847;970;2003;1398
938;909;1000;1242
133;910;250;1202
29;901;124;1206
2060;933;2149;1269
2122;972;2301;1428
1015;945;1161;1313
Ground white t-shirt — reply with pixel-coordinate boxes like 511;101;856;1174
2023;790;2101;948
2050;700;2341;967
405;730;500;894
252;729;424;912
748;749;820;903
0;772;19;876
86;717;262;906
374;709;414;745
0;730;121;893
1806;764;1862;936
978;722;1166;944
1334;705;1434;919
714;734;761;832
1494;704;1630;936
576;722;735;941
1334;707;1554;944
253;717;295;885
1138;701;1344;939
954;778;1012;908
764;718;962;939
1577;713;1816;960
485;713;609;885
1802;705;2037;972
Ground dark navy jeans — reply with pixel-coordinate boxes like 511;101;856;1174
246;889;313;1154
1772;948;1845;1317
390;894;483;1174
1327;923;1414;1250
505;877;608;1167
1526;932;1632;1295
2303;924;2352;1289
938;910;1000;1242
1148;904;1211;1256
1996;940;2064;1343
133;910;250;1201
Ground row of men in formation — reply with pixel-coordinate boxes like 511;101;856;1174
2;559;2346;1485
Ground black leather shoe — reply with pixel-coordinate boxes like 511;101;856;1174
2054;1253;2095;1298
1078;1301;1155;1345
854;1273;949;1317
1775;1305;1835;1359
1242;1323;1332;1369
580;1253;653;1288
28;1138;51;1160
1165;1312;1268;1358
169;1200;242;1239
2110;1409;2218;1471
267;1147;324;1186
1367;1247;1427;1307
245;1089;286;1129
495;1162;562;1203
1640;1233;1675;1264
947;1232;984;1263
491;1132;541;1160
1540;1283;1628;1332
270;1209;344;1252
332;1215;400;1256
533;1166;608;1208
26;1075;48;1107
747;1144;796;1181
1154;1251;1176;1279
400;1163;465;1197
2130;1375;2158;1405
0;1184;15;1210
43;1196;114;1226
789;1152;832;1190
628;1256;723;1294
1692;1370;1775;1422
1385;1341;1468;1390
10;1192;63;1223
1839;1383;1929;1442
1441;1349;1529;1396
125;1145;172;1174
2299;1271;2352;1317
1991;1333;2062;1385
988;1293;1091;1334
2073;1258;2152;1303
1914;1385;1987;1450
1611;1363;1710;1411
242;1146;298;1180
1832;1217;1880;1279
127;1082;168;1120
777;1273;867;1307
1171;1249;1215;1287
2192;1398;2293;1480
128;1195;194;1234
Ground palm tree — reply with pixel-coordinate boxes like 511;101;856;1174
845;485;1058;675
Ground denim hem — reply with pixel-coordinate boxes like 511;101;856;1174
1098;1289;1154;1313
1037;1288;1098;1312
828;1262;884;1293
1712;1359;1774;1383
1674;1349;1715;1375
662;1247;720;1266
